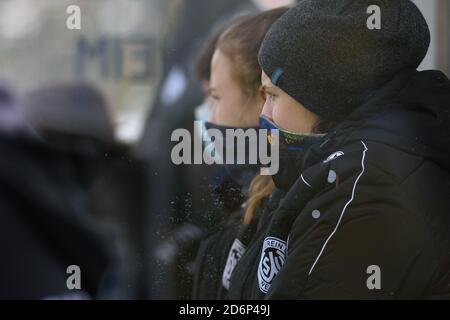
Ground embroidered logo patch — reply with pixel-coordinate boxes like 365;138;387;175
258;237;287;294
222;239;246;290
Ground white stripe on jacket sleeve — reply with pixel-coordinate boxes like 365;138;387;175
308;141;369;276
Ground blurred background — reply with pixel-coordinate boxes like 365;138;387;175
0;0;448;300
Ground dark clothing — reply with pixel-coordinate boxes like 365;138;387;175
193;189;285;300
192;209;243;300
0;134;112;299
228;69;450;299
137;0;257;299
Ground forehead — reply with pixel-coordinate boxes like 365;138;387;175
210;49;235;87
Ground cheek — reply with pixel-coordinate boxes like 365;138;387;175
213;101;227;123
209;104;217;122
272;100;319;133
241;100;264;127
214;96;244;126
271;101;295;131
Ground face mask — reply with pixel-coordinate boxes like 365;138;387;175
194;101;213;143
259;115;325;190
204;121;261;190
259;115;325;151
194;101;212;122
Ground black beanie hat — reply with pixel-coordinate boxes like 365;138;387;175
258;0;430;121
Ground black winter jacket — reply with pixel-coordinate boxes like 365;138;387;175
228;69;450;300
192;209;243;300
193;189;285;300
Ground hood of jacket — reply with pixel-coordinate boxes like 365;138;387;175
275;68;450;191
334;69;450;170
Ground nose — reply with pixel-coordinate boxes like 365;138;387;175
261;99;274;121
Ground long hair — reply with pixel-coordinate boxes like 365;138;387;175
216;7;289;98
212;8;289;224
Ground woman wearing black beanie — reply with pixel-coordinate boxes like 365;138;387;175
227;0;450;299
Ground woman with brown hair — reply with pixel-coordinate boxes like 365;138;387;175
192;7;289;300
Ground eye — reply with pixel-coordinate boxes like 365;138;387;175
266;93;276;102
211;94;220;102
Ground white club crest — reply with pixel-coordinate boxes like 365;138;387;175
258;237;287;294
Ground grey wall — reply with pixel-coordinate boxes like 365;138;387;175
413;0;449;76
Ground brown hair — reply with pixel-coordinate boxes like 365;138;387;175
212;8;288;225
216;8;288;98
244;175;275;225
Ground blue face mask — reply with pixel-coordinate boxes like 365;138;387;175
259;115;325;151
259;115;325;190
204;122;261;191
